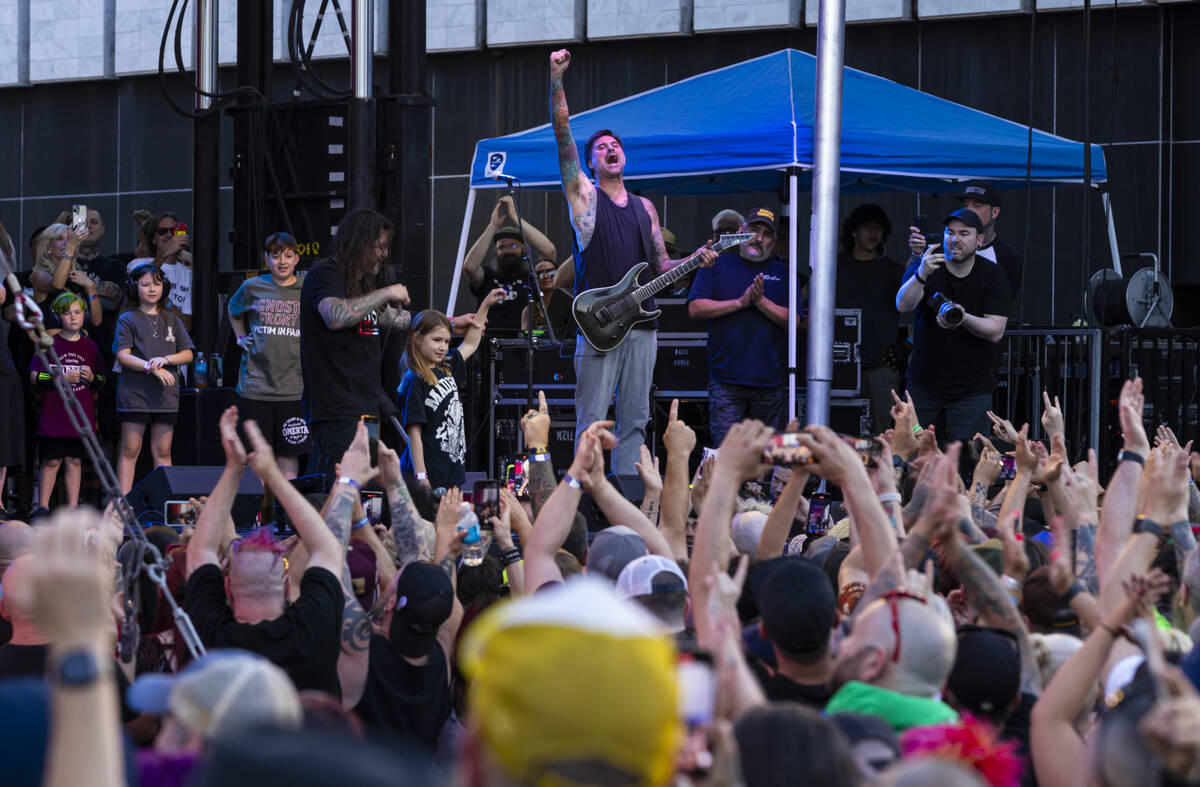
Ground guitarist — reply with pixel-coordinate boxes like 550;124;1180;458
687;208;792;446
549;48;717;474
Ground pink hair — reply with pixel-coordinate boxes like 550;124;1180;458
229;525;286;557
900;714;1024;787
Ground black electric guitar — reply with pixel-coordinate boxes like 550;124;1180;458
573;232;754;352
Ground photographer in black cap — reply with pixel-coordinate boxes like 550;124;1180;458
907;181;1022;301
896;208;1010;446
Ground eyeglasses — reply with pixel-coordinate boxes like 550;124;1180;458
883;589;928;662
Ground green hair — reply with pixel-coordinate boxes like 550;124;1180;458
51;291;85;315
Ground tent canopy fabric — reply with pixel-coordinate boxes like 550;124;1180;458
468;48;1107;195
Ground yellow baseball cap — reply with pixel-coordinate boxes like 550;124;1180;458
460;578;680;787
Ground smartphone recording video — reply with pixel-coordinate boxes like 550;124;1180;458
473;479;500;528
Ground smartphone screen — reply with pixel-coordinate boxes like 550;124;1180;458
362;492;383;523
165;499;198;526
1000;456;1017;480
807;492;832;536
72;203;87;230
505;458;528;499
474;479;500;529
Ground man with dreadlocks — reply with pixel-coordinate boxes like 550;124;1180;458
184;407;364;695
300;208;412;480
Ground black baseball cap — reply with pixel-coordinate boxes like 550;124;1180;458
391;563;454;658
493;224;524;242
946;625;1020;718
752;557;836;656
956;181;1000;206
943;208;985;233
744;207;779;233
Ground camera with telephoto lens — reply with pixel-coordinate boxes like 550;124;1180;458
926;291;964;327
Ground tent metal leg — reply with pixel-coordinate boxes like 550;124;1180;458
788;173;798;422
806;0;846;429
447;188;478;315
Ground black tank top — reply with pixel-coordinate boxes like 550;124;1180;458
575;188;658;325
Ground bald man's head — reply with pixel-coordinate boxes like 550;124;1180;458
0;522;33;573
832;595;957;698
876;758;986;787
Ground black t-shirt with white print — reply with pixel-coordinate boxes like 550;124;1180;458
397;349;466;490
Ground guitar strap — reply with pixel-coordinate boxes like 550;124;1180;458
627;192;657;271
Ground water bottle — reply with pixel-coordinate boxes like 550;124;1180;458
194;352;208;389
211;353;223;387
458;503;491;567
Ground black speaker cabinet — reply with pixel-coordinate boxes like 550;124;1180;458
126;466;264;529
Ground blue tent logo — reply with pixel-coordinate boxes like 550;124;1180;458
484;151;507;178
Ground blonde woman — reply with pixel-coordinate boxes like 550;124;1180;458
31;223;100;327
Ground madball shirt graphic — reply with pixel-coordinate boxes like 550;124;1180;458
281;417;310;446
427;375;466;465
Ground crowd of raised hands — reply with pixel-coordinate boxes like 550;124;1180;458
9;377;1200;787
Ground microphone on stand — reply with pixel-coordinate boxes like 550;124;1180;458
492;173;518;185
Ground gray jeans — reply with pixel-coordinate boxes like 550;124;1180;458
574;329;656;475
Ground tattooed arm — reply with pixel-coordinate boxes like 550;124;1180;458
322;481;374;656
521;391;557;518
549;49;597;249
379;444;434;569
380;305;412;331
316;282;409;331
946;525;1043;696
1075;523;1099;594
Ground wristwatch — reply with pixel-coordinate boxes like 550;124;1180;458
1117;449;1146;467
55;649;102;688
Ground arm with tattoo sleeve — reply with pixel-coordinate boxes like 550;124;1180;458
549;50;596;248
323;482;374;656
317;286;405;332
527;459;557;518
389;480;434;569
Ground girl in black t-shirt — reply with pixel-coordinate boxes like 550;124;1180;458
397;289;503;492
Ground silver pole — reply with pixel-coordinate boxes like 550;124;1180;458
352;0;374;99
805;0;846;428
195;0;217;110
788;174;798;422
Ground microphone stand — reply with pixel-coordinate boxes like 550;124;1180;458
494;175;557;413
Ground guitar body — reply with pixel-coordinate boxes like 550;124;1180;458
572;263;662;352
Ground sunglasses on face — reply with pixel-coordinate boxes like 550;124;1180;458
156;227;175;236
537;270;555;279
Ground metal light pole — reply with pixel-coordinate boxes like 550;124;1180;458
348;0;376;210
192;0;219;352
805;0;846;427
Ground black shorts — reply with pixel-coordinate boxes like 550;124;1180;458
236;396;312;456
38;436;86;461
119;411;179;426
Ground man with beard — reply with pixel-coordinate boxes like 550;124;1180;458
895;208;1009;446
462;195;557;333
300;208;411;479
550;49;716;473
687;208;791;445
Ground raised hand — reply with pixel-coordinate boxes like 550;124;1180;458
987;410;1022;445
714;420;773;484
1142;446;1190;524
31;509;114;647
377;441;403;488
1156;424;1183;451
218;406;246;467
1041;391;1064;438
663;398;696;457
996;510;1030;582
243;419;278;478
1118;377;1150;455
549;49;571;77
634;444;662;494
794;425;869;488
521;390;551;448
1012;424;1038;476
339;421;379;486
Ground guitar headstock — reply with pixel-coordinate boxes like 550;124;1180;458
712;232;755;253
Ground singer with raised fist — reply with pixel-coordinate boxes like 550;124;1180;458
300;208;412;480
550;48;717;474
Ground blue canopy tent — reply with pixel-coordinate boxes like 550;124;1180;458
449;48;1107;413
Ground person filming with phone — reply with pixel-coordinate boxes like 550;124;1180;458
895;208;1010;446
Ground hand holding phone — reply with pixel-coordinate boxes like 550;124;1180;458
473;479;500;528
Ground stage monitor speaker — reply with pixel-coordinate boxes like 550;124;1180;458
608;473;645;505
127;466;264;529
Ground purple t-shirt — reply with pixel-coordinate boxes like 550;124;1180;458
28;334;103;438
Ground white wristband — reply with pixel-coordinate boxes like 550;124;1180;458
416;472;427;480
878;492;902;504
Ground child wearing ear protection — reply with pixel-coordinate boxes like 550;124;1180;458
112;263;195;493
27;292;105;509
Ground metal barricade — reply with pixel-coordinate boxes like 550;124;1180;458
1114;327;1200;451
994;329;1104;463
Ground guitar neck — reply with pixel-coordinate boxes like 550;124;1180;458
630;250;705;303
